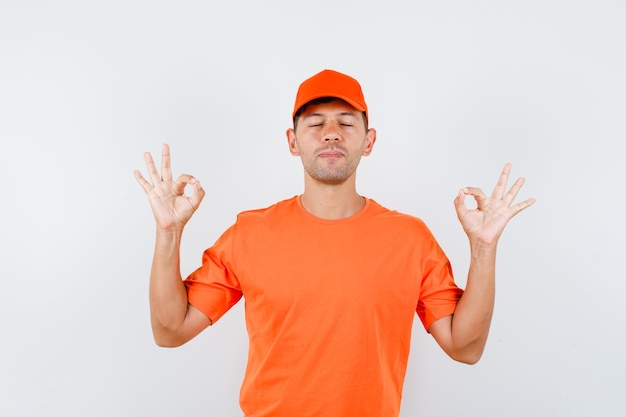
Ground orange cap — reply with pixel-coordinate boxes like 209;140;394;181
292;69;368;121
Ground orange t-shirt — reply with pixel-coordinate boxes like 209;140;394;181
185;196;463;417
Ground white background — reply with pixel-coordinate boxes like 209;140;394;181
1;1;624;416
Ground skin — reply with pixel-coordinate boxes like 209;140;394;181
134;99;535;363
134;145;211;347
430;164;535;363
286;99;376;219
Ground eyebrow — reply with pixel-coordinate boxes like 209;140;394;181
304;111;359;119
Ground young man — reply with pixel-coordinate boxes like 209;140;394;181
134;69;535;417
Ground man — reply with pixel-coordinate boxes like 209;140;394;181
134;69;535;416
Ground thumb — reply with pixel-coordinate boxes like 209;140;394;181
454;189;468;217
188;180;205;210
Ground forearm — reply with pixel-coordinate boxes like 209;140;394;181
449;241;497;361
438;163;533;363
149;229;190;340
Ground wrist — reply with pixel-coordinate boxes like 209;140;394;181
154;227;184;250
469;238;498;256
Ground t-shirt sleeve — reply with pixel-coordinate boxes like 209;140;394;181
415;228;464;332
184;224;243;324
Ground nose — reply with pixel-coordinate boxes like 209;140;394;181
322;120;341;141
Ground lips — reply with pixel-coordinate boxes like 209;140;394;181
317;148;346;158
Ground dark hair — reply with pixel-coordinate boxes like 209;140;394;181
293;97;368;130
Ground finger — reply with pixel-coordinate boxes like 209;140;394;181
462;187;488;208
454;189;469;218
172;175;205;212
502;177;526;205
143;151;161;184
509;197;536;217
172;174;199;195
491;163;512;200
188;180;206;210
133;169;153;194
161;143;173;182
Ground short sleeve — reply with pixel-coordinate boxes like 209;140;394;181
184;224;243;324
415;231;464;331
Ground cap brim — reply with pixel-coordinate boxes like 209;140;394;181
293;94;367;119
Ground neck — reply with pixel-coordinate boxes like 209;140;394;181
300;175;365;220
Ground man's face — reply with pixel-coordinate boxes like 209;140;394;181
286;99;376;185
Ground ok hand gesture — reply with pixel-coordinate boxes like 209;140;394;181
134;144;205;232
454;163;535;245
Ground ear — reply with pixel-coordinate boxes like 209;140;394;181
286;128;299;156
362;128;377;156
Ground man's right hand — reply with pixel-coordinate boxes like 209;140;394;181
134;144;205;232
134;144;211;347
